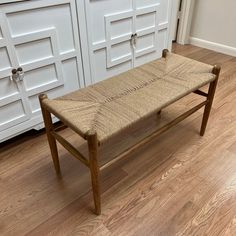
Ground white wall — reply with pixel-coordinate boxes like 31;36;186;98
0;0;24;3
190;0;236;56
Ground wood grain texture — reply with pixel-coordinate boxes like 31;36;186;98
1;43;236;235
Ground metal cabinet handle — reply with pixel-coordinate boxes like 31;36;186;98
133;33;137;45
130;33;134;45
130;33;138;48
11;67;24;82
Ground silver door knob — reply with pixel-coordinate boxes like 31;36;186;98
11;67;24;82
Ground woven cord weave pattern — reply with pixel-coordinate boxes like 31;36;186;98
43;52;215;142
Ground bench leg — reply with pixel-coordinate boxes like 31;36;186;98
87;131;101;215
39;94;61;175
200;66;220;136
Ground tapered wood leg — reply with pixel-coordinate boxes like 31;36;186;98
200;65;221;136
39;94;61;175
162;49;169;58
87;130;101;215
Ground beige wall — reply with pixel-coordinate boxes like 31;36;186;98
190;0;236;55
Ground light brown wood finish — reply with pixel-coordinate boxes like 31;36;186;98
200;65;221;136
51;131;89;167
39;94;61;176
1;43;236;235
87;131;101;215
39;48;218;215
100;100;207;171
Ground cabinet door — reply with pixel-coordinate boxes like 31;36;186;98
134;0;171;67
0;0;84;141
0;13;31;132
84;0;134;83
84;0;172;83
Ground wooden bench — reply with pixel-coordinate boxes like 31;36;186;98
39;49;221;215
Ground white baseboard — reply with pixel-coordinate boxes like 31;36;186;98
189;37;236;57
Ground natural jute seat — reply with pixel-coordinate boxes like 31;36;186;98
39;49;221;215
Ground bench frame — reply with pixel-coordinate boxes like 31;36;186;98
39;49;221;215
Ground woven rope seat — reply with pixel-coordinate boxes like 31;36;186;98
42;52;215;143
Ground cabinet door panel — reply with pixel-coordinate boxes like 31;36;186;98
0;76;19;102
92;48;133;83
28;57;81;113
0;15;30;132
135;29;167;67
15;38;53;66
105;11;133;69
24;64;61;94
0;100;27;131
0;47;11;70
88;0;133;43
136;10;156;30
85;0;134;83
2;0;83;117
134;0;171;67
6;3;76;53
133;3;160;65
136;0;170;23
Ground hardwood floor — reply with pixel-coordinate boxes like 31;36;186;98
1;44;236;235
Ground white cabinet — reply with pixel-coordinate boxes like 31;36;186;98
0;0;173;142
81;0;172;84
0;0;84;142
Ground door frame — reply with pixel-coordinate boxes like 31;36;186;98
170;0;195;45
170;0;181;42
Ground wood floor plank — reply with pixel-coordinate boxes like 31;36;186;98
1;43;236;235
176;162;236;236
